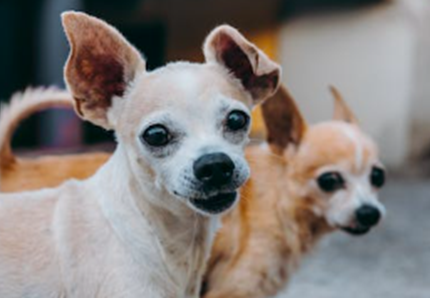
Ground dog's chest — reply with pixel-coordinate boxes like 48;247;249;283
161;217;218;298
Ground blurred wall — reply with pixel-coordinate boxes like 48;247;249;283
278;1;417;168
38;0;83;148
410;1;430;160
137;0;280;62
0;1;44;149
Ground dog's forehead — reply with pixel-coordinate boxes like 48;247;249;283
128;62;250;113
297;122;378;173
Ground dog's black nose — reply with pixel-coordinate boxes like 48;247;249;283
194;153;235;188
356;205;381;227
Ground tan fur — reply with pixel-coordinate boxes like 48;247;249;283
330;85;359;125
0;11;281;298
1;153;110;192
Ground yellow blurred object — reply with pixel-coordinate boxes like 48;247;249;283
249;27;280;140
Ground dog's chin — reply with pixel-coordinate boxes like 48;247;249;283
341;224;371;236
188;192;238;216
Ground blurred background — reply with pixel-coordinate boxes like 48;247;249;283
0;0;429;297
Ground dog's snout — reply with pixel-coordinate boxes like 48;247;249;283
194;153;235;187
355;205;381;227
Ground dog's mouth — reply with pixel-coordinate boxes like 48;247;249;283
189;192;237;215
341;224;371;236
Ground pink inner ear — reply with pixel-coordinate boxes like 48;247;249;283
217;34;279;99
73;46;126;109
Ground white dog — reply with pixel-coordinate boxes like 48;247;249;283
0;11;280;298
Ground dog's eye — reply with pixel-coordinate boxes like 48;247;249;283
141;125;171;147
370;166;385;188
317;172;345;192
226;110;249;132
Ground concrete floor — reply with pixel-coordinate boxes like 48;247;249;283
276;178;430;298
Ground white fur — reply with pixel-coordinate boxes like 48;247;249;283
339;124;363;170
0;144;221;298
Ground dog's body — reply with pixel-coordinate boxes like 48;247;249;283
0;11;280;298
202;86;386;298
201;144;329;298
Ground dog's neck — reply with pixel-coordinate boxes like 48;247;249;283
244;146;329;264
277;158;333;257
278;192;332;255
246;146;332;255
89;145;219;297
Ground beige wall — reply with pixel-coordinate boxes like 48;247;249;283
410;1;430;159
278;1;419;168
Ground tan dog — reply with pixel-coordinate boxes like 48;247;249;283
0;11;280;298
201;86;386;298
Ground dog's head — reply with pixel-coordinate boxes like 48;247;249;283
62;12;280;216
263;86;385;235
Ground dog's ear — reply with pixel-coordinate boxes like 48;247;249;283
330;86;359;125
261;85;307;155
203;25;281;106
62;11;145;129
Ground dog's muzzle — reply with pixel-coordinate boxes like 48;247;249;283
342;204;382;236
